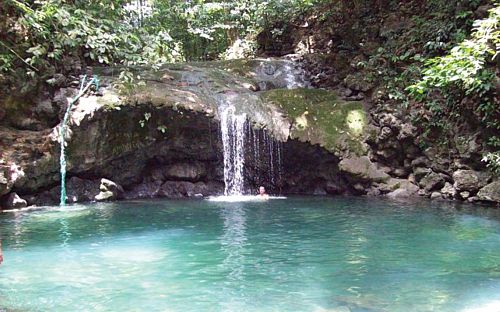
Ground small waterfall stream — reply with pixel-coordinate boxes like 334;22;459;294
219;98;247;196
175;58;307;197
59;75;99;206
218;106;285;196
215;59;306;196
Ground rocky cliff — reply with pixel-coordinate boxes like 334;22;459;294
0;56;498;208
0;59;371;208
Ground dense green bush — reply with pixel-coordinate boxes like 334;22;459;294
408;4;499;170
0;0;327;94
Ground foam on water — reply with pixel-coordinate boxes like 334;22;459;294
207;195;287;202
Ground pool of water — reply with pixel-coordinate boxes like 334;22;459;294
0;197;499;312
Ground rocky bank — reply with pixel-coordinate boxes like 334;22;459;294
0;56;498;209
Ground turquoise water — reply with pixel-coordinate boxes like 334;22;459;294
0;197;499;312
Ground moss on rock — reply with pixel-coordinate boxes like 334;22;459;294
260;88;368;155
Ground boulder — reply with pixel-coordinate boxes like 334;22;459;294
430;192;443;200
125;181;163;199
367;188;382;196
397;123;417;140
352;183;367;193
411;156;430;168
440;182;456;199
384;178;419;198
423;146;451;172
387;188;413;199
419;172;445;192
0;165;14;196
377;178;418;193
164;162;207;181
158;181;220;198
452;170;490;193
468;196;479;203
413;167;431;182
476;181;500;203
339;156;390;184
459;191;470;199
100;178;124;194
95;191;115;201
3;192;27;209
393;168;409;178
95;178;124;201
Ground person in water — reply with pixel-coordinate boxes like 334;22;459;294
257;186;270;199
0;240;3;265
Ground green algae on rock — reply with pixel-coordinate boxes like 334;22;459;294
260;88;368;156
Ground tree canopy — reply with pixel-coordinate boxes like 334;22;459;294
0;0;329;93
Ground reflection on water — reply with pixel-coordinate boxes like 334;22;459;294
207;195;287;202
0;197;499;312
219;204;248;309
59;219;71;247
220;204;247;281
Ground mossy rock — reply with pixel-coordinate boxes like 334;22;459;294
260;88;368;155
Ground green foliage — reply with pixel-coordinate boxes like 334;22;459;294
407;4;499;160
0;0;329;94
408;5;499;98
139;112;151;128
114;69;146;95
482;152;500;175
157;124;167;133
0;0;182;94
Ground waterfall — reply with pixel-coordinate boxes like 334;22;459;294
213;59;308;197
59;75;99;206
219;99;247;196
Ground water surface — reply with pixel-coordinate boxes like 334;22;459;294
0;197;499;312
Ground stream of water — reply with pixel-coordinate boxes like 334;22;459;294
216;59;305;195
59;75;99;206
219;99;247;196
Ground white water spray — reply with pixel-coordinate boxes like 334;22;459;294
219;101;247;196
213;59;308;197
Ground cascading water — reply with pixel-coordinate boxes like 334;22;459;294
59;75;99;206
219;97;247;196
211;59;308;198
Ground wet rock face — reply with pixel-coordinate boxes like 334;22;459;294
0;101;227;207
281;140;348;195
95;178;124;201
163;162;208;182
2;192;27;209
476;181;500;204
419;172;446;193
339;156;390;184
1;56;499;206
33;177;100;206
452;170;491;193
0;165;14;197
64;106;222;186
